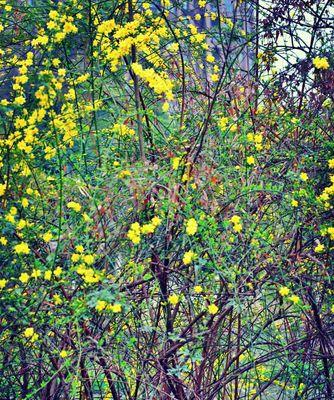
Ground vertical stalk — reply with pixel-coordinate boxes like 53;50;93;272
89;0;102;168
128;0;145;161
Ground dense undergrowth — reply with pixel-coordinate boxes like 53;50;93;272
0;0;333;399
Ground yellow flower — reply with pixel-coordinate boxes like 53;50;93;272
71;253;81;262
63;21;77;34
110;303;122;313
5;214;15;224
171;157;181;170
233;223;242;233
314;243;324;253
291;199;299;207
151;216;161;227
49;10;59;19
313;56;329;70
17;219;27;230
168;294;179;305
162;102;169;112
183;250;196;265
24;327;34;338
75;245;84;253
31;269;41;279
14;242;30;255
328;159;334;168
42;232;53;243
211;73;219;82
254;133;263;144
47;20;57;30
83;254;94;265
0;237;7;245
194;285;203;294
127;222;141;244
14;96;26;105
58;68;66;77
82;268;100;284
67;201;81;212
186;218;198;236
141;223;155;234
96;300;107;312
328;227;334;240
54;267;62;277
44;270;52;280
289;295;300;304
0;279;7;289
218;117;229;130
21;198;29;208
59;350;68;358
230;215;241;224
247;133;254;142
53;294;62;305
127;230;141;244
208;304;218;315
331;305;334;313
246;156;255;165
0;183;6;196
118;169;131;178
279;286;290;296
206;54;215;63
19;272;30;284
300;172;308;182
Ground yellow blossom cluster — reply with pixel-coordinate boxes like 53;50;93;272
188;24;206;46
95;12;171;91
0;279;7;289
76;265;100;284
208;304;218;315
278;287;300;304
218;117;229;131
67;201;82;212
317;159;334;208
112;123;135;137
230;215;242;233
312;56;329;70
0;51;83;172
0;184;6;196
24;327;39;342
95;300;122;313
52;104;79;146
32;11;78;47
18;267;62;285
14;242;30;255
185;218;198;236
326;227;334;240
247;132;263;151
72;250;100;284
183;250;196;265
131;62;174;101
171;157;181;170
246;155;255;166
314;242;324;253
127;217;162;244
168;294;179;305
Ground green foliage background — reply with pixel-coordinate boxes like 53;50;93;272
0;0;333;399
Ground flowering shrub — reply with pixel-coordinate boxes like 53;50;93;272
0;0;333;399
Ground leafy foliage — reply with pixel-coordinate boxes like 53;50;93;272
0;0;333;399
